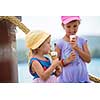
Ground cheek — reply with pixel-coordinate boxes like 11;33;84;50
74;27;78;32
46;45;50;50
64;27;70;32
44;45;50;53
65;29;71;35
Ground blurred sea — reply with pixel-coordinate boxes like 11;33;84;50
18;58;100;83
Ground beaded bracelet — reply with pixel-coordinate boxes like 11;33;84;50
61;59;69;66
61;59;65;66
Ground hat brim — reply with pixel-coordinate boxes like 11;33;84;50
63;17;80;24
31;34;50;50
26;31;51;50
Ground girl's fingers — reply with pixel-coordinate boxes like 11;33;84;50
71;52;76;56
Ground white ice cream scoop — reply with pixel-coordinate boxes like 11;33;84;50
70;35;76;41
51;51;58;57
50;51;58;60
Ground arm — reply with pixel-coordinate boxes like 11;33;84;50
55;46;76;67
32;59;59;81
74;42;91;63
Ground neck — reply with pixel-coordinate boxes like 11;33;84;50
66;34;70;38
63;35;70;42
33;52;46;60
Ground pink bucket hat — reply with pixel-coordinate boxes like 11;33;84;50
61;16;80;24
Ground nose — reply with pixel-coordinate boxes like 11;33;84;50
70;28;76;34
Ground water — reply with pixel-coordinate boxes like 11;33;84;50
87;58;100;77
18;58;100;83
18;63;32;83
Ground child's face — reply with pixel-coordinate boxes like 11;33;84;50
62;20;80;36
39;37;51;54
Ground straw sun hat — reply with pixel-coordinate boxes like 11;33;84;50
25;30;51;50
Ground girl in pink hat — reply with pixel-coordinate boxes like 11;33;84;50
55;16;91;83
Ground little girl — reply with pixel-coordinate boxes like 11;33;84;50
25;30;61;83
55;16;91;83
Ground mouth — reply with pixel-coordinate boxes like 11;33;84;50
70;33;74;35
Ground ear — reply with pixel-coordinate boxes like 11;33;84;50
61;23;65;29
78;20;80;25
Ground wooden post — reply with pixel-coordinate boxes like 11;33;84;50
0;19;18;82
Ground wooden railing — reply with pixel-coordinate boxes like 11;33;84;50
0;16;100;83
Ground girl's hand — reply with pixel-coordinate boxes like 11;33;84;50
52;58;60;68
54;66;62;77
66;50;76;64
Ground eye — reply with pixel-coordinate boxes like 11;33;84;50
67;26;71;28
73;25;78;28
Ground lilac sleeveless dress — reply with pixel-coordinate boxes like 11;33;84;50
56;37;90;83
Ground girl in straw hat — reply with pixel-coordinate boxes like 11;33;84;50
55;16;91;83
26;30;62;83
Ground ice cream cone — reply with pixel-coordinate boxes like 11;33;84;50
70;35;76;41
50;51;58;60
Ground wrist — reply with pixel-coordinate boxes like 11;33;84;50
60;59;69;67
65;58;70;65
60;59;64;66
